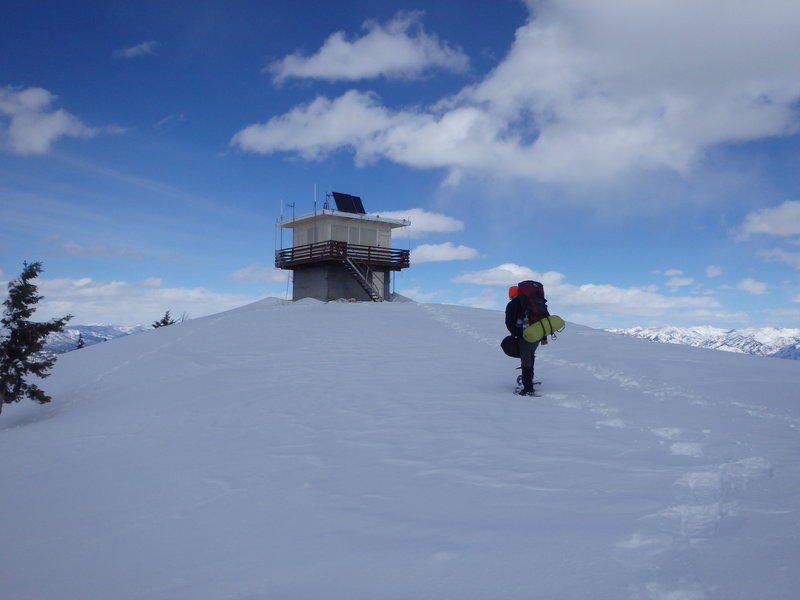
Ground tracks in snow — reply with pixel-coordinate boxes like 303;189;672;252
418;302;785;600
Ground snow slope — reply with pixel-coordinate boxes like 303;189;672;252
2;298;799;600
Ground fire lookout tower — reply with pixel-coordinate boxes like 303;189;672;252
275;192;410;302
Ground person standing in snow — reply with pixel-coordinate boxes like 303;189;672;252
505;280;550;396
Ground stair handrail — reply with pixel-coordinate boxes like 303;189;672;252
344;256;382;301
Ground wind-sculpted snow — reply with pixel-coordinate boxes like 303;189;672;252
1;299;799;599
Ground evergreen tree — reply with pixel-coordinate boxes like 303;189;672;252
152;310;177;328
1;262;72;414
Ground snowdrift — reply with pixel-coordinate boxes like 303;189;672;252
2;298;799;599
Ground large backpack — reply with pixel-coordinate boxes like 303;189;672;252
516;280;549;322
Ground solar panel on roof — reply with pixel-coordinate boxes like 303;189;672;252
331;192;366;214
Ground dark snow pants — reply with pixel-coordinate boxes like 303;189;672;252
518;338;540;370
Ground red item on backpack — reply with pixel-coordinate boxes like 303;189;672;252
516;280;549;321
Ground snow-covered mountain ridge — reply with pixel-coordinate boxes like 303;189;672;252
607;325;800;359
44;324;148;353
2;298;799;599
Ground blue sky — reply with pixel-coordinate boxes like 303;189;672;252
2;0;799;329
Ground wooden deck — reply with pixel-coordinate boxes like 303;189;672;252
275;241;410;270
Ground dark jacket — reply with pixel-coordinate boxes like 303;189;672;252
505;297;525;336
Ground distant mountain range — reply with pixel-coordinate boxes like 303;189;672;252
607;325;800;360
44;324;148;355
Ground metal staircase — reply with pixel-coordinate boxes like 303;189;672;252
343;257;382;302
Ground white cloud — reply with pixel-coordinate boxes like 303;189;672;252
139;278;164;287
740;202;800;272
666;277;693;290
453;262;719;317
706;265;722;278
411;242;479;264
740;201;800;238
373;208;463;238
231;90;527;179
269;12;468;83
0;86;98;155
458;288;498;310
114;41;160;59
234;0;800;185
231;90;393;160
560;283;716;315
35;277;259;325
737;277;768;295
397;286;447;302
685;308;751;324
663;269;683;277
452;263;561;287
757;248;800;270
228;265;289;284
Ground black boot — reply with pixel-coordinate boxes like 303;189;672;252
515;366;534;395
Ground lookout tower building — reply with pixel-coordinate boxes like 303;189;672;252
275;192;410;302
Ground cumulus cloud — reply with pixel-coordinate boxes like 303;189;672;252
114;41;160;59
231;89;531;178
452;263;561;287
232;90;393;160
666;277;693;290
737;277;768;295
411;242;479;264
756;249;800;270
740;201;800;238
228;265;289;284
740;201;800;271
35;277;258;325
234;0;800;184
706;265;723;278
373;208;463;238
0;86;99;155
268;12;468;83
453;262;719;317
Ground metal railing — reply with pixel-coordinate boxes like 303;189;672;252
275;241;410;270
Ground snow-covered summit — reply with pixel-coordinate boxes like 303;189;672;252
2;299;799;599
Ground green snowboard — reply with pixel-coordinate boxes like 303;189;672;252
522;315;566;343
